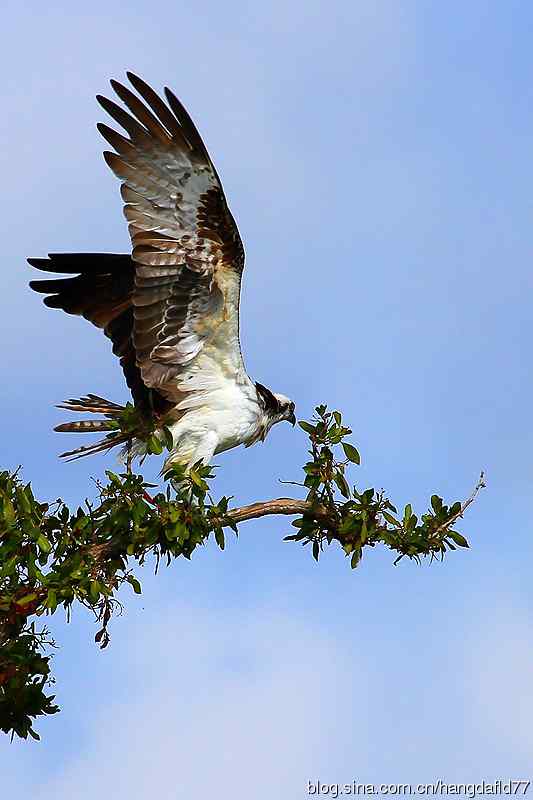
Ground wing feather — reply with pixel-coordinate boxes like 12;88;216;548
98;75;247;404
28;253;169;415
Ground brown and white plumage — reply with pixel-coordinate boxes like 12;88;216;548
29;73;295;468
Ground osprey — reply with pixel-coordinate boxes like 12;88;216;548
29;73;295;471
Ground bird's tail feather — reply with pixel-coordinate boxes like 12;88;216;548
56;393;125;416
54;394;131;461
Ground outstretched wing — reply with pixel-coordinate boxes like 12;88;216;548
97;73;248;407
28;253;171;416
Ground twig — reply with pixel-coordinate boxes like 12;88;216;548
433;471;486;537
0;475;485;648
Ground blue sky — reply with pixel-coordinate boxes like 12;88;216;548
2;0;533;795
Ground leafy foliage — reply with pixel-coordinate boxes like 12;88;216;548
288;405;476;568
108;401;175;457
0;406;483;741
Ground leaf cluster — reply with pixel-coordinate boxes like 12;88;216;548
0;464;231;739
109;402;174;456
0;406;481;741
288;406;471;569
0;625;58;740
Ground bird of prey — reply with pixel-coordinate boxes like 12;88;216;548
29;73;295;471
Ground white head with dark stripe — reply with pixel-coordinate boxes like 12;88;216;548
255;383;296;440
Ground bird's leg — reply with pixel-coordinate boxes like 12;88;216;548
168;432;219;499
189;431;219;470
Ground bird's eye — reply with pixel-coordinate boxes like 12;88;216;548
289;402;295;412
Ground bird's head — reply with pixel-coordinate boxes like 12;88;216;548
255;383;296;438
271;392;296;427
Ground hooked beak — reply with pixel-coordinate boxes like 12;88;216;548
288;411;296;427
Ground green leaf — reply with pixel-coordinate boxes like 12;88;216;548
312;540;320;561
215;529;225;550
161;426;174;451
304;475;320;490
16;486;31;515
106;471;122;486
89;581;101;603
46;590;58;612
36;535;52;554
128;576;142;594
189;470;208;492
165;521;186;541
342;442;360;464
339;514;359;535
334;471;351;499
431;495;443;513
0;555;18;578
298;421;316;435
147;435;163;455
447;530;469;548
382;511;401;528
303;463;320;475
2;498;16;525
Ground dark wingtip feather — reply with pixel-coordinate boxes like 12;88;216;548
97;92;149;139
43;295;66;309
98;123;132;154
27;257;51;270
163;87;206;156
29;279;59;294
125;73;184;139
102;150;118;167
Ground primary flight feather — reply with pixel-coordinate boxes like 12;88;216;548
29;73;295;471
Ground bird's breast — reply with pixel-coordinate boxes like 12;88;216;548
213;400;264;454
168;383;263;457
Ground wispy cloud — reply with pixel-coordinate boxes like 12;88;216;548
12;606;363;799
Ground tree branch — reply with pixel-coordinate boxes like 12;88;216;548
86;496;329;563
225;497;327;525
0;404;487;741
432;471;486;538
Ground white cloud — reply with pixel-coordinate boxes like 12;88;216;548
30;606;365;799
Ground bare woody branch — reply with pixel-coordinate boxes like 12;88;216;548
432;471;486;538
